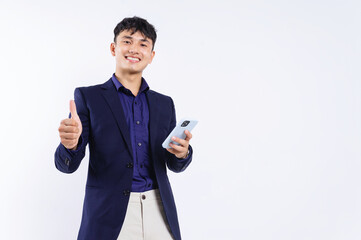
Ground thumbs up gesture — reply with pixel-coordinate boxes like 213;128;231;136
58;100;83;150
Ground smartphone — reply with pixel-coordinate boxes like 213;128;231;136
162;118;198;149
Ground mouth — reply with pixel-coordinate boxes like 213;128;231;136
125;56;141;63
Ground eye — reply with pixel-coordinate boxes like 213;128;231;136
141;44;148;47
123;40;131;44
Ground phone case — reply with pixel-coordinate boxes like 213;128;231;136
162;118;198;149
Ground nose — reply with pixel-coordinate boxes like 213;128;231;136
128;45;139;54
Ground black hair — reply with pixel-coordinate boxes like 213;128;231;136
113;16;157;50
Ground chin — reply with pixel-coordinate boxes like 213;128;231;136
125;68;143;75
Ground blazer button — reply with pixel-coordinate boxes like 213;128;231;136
123;190;130;196
127;163;133;168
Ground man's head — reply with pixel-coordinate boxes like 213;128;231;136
113;16;157;51
111;16;157;75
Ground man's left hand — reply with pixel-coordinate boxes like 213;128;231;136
166;130;192;159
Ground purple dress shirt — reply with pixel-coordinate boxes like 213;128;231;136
111;74;158;192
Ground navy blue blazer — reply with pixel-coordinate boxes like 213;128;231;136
54;78;193;240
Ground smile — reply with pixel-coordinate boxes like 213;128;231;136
125;56;141;63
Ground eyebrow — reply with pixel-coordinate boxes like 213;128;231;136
121;35;150;43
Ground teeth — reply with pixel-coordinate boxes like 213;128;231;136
127;57;140;61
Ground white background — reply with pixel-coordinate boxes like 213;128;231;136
0;0;360;239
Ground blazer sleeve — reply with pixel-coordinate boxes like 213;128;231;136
54;88;90;173
164;97;193;173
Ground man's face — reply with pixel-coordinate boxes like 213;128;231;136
111;29;155;75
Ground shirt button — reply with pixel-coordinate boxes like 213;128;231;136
127;163;133;168
136;121;140;125
65;158;70;166
138;142;142;146
123;190;130;196
142;195;146;200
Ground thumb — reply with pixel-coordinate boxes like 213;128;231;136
69;100;80;120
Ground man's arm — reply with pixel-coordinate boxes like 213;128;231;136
164;97;193;173
54;88;90;173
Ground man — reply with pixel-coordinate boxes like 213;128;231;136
55;16;193;240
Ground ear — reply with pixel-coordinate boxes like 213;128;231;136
110;42;116;56
149;50;155;64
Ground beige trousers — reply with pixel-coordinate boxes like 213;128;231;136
117;189;174;240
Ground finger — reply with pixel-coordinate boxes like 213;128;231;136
166;148;176;154
61;139;78;147
58;125;79;133
169;142;186;152
184;130;192;141
70;100;80;120
59;132;79;140
171;136;188;146
61;118;78;126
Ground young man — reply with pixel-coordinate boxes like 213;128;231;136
55;16;193;240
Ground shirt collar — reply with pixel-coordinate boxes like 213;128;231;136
111;73;150;94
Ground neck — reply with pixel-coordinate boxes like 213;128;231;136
114;70;142;96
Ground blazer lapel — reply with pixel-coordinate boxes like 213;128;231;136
146;90;160;156
100;79;133;160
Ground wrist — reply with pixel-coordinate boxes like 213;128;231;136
181;149;190;159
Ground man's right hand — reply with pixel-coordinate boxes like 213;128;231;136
58;100;83;150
